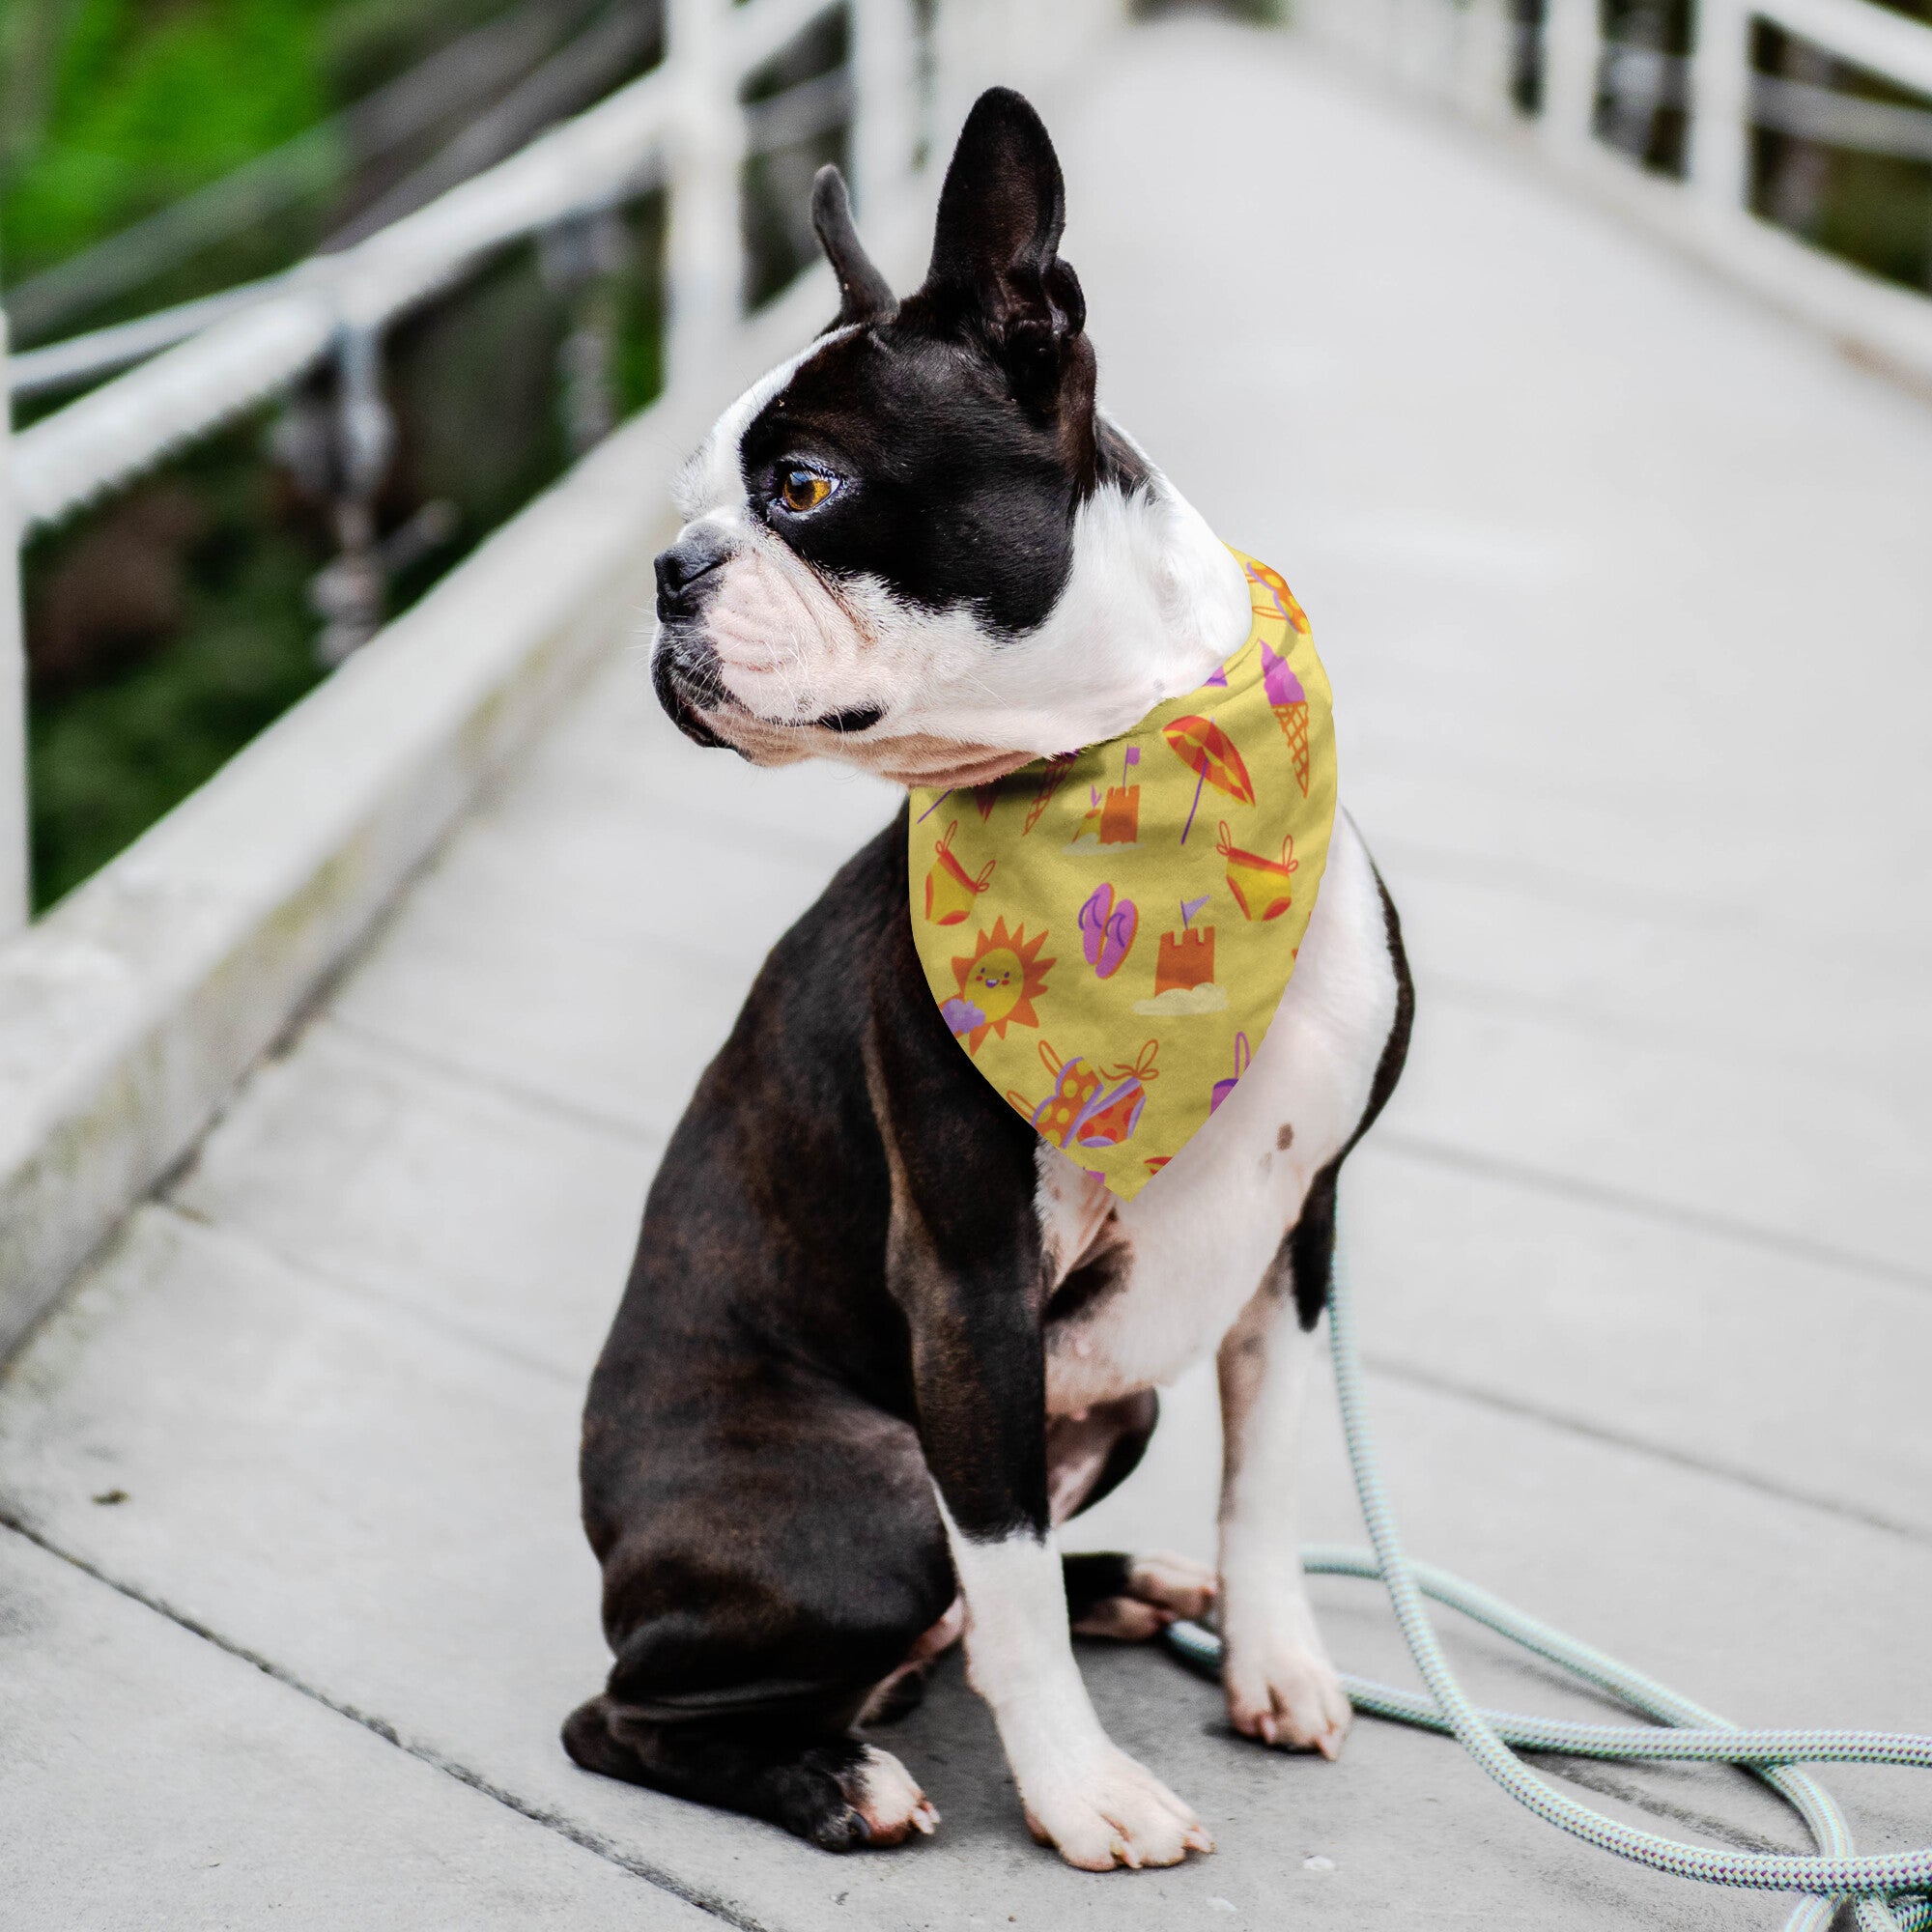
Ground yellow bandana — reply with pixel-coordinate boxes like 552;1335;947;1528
908;551;1337;1200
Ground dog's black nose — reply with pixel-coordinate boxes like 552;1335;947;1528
654;532;730;620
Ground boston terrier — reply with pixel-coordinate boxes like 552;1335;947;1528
564;87;1412;1870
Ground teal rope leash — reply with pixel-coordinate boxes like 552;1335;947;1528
1162;1219;1932;1931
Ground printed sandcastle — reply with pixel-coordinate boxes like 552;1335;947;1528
1072;745;1143;847
1135;895;1228;1016
1156;895;1215;996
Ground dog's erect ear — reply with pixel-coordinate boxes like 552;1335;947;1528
923;88;1088;407
811;165;895;327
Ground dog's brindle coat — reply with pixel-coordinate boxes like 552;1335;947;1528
568;90;1413;1869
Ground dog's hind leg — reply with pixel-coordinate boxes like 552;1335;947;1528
1046;1392;1216;1639
573;1368;956;1850
1046;1388;1158;1524
562;1698;937;1849
1063;1550;1216;1640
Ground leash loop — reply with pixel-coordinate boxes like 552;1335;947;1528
1163;1212;1932;1930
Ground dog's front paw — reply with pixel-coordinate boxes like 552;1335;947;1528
1020;1745;1213;1871
1222;1635;1351;1759
807;1745;940;1851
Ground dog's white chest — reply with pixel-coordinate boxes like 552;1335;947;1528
1036;814;1397;1415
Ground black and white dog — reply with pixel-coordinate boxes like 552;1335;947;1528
566;88;1412;1870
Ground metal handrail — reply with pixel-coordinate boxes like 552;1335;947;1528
7;277;298;403
7;0;842;536
6;0;1928;943
1573;41;1932;162
0;315;25;932
8;65;667;536
1291;0;1932;382
1759;0;1932;98
0;0;882;936
8;33;864;406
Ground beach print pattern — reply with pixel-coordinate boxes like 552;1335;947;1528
908;549;1338;1200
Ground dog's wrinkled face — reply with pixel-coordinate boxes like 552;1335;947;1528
652;87;1239;789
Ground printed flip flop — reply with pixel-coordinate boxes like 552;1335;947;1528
1079;883;1138;980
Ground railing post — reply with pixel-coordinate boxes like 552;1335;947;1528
0;313;29;935
664;0;740;398
932;0;1010;134
1689;0;1753;222
1541;0;1602;156
1455;0;1519;121
542;205;627;455
309;322;397;668
1394;0;1455;100
851;0;917;223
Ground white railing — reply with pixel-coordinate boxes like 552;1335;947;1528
0;328;24;934
8;0;1925;949
0;0;1130;941
0;0;1110;940
1293;0;1932;387
5;0;818;539
0;0;1124;1350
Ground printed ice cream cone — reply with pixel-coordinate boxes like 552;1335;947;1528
1273;701;1310;798
1262;643;1311;799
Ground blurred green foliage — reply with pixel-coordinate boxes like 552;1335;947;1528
2;0;329;280
6;0;667;911
0;0;523;287
19;199;666;909
739;3;848;309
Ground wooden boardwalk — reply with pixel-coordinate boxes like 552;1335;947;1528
4;16;1930;1927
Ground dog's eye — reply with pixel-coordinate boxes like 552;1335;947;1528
778;469;835;514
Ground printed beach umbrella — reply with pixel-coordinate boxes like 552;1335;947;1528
1161;715;1256;844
